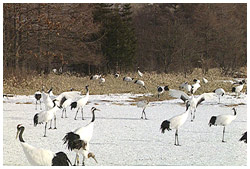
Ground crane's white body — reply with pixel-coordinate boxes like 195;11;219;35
179;82;192;93
169;89;215;121
213;114;236;126
169;108;190;130
99;77;105;84
37;106;60;124
123;77;133;83
202;77;208;84
137;100;148;109
90;75;101;80
56;91;81;103
135;80;145;88
138;70;143;77
214;88;225;103
191;82;201;94
42;92;54;111
62;98;72;109
74;122;94;144
233;83;244;95
20;142;54;166
76;91;89;108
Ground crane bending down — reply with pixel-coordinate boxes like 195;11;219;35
16;124;71;166
63;107;99;165
160;104;191;146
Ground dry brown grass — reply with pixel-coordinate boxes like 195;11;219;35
3;68;247;103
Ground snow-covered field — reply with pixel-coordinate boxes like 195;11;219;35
3;93;247;166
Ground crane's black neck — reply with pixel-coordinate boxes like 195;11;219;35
91;110;95;122
18;127;25;142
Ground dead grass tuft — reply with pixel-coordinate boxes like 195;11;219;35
3;68;247;100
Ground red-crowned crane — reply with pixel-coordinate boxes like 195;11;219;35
63;107;99;165
34;90;42;110
33;100;61;137
169;89;215;122
160;104;191;146
70;85;89;120
208;108;237;142
16;124;71;166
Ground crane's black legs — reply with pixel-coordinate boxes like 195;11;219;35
140;108;147;120
49;119;52;129
174;130;180;146
44;122;47;137
54;116;57;129
74;108;80;120
222;126;226;142
81;108;84;120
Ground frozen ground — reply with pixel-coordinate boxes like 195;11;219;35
3;93;247;166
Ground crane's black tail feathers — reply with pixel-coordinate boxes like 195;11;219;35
232;87;236;92
160;120;171;133
33;113;39;126
239;132;247;143
208;116;217;127
63;132;87;151
70;102;77;110
52;152;72;166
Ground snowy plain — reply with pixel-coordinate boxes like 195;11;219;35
3;92;247;166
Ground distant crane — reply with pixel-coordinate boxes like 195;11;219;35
34;90;42;110
137;100;149;120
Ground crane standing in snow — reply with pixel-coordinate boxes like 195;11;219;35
34;90;42;110
63;107;99;165
70;85;90;120
137;100;149;120
208;108;237;142
33;100;61;137
16;124;71;166
160;104;191;146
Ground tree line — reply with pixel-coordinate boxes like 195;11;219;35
3;3;246;77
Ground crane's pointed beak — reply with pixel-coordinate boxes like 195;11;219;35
96;108;100;111
92;156;98;163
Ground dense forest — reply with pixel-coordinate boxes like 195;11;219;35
3;3;247;78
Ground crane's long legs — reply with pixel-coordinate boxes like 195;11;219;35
74;108;80;120
49;119;52;129
61;109;64;118
222;126;226;142
44;122;47;137
74;153;80;166
54;116;57;129
82;155;86;166
190;111;193;122
81;108;84;120
174;129;180;146
65;109;68;118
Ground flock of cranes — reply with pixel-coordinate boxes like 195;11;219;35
15;68;247;166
